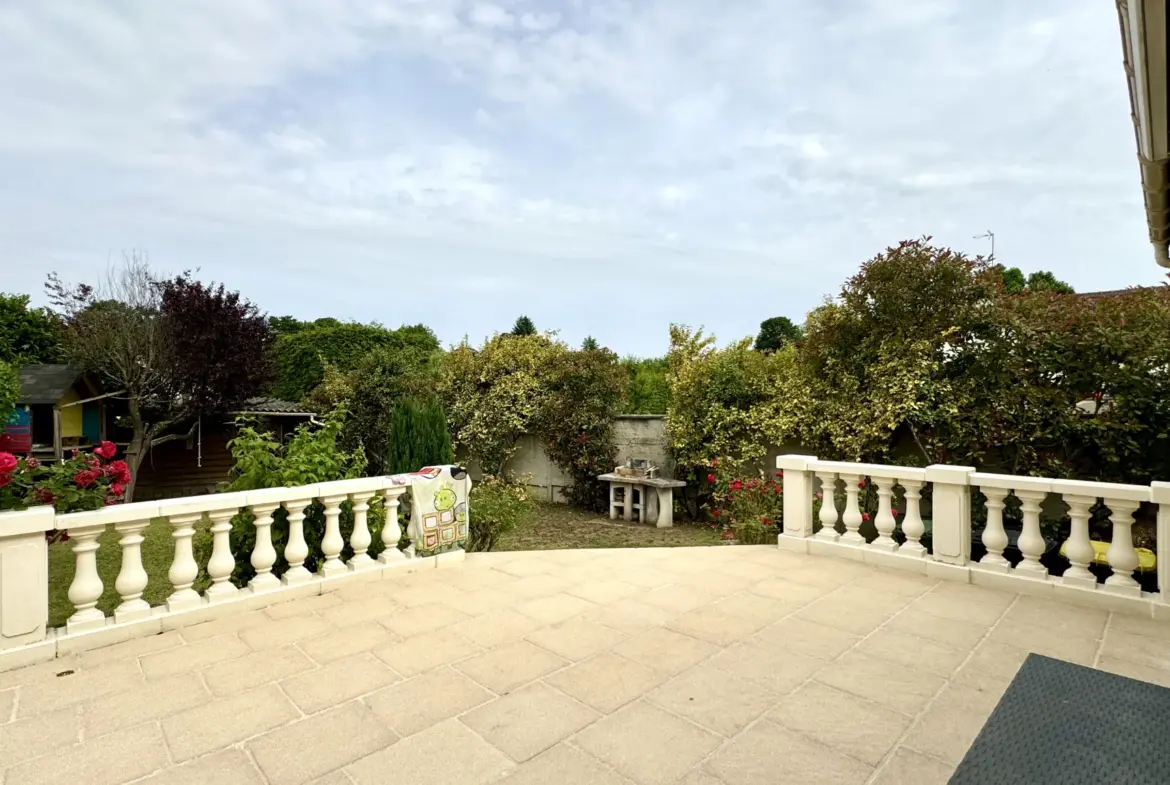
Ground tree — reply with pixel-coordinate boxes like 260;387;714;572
623;357;671;414
0;359;17;427
582;336;599;351
0;293;62;364
994;265;1073;294
511;315;536;336
754;316;803;352
386;399;455;475
344;343;441;473
47;254;275;501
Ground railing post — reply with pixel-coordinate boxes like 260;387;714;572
777;455;817;539
0;507;53;651
1153;482;1170;599
925;464;974;566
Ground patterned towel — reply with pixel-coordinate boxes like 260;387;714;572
393;465;471;557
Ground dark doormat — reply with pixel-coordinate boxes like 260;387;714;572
950;654;1170;784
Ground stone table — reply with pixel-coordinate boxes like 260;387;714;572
598;473;686;528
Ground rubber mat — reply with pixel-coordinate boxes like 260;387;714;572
950;653;1170;784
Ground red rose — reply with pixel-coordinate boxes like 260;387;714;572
712;509;720;518
707;473;716;483
109;460;131;484
34;488;55;505
773;486;781;494
858;479;866;489
74;469;99;488
861;513;870;522
25;456;40;470
95;441;117;460
730;480;743;491
711;459;718;467
775;471;782;477
0;452;16;476
761;517;771;524
110;483;125;497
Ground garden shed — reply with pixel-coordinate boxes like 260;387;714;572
0;364;109;459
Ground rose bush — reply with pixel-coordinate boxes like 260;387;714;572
705;457;784;544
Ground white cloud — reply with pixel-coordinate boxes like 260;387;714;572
0;0;1158;356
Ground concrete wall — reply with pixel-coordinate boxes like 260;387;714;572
463;415;674;503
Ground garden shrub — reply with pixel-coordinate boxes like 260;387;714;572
194;408;387;588
386;398;455;474
467;475;536;552
622;357;670;414
706;457;785;544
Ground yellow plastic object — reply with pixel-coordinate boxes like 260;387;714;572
1058;540;1156;573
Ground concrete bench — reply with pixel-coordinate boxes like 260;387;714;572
597;473;686;528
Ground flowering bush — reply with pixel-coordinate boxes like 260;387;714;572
706;458;784;544
0;442;130;542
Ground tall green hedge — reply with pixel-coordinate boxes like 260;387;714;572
386;399;455;474
272;323;439;401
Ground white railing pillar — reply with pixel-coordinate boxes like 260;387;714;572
378;487;407;563
978;486;1011;571
113;517;152;623
205;509;240;603
871;477;897;551
319;494;348;577
924;465;974;566
1058;493;1097;589
66;523;108;633
0;507;53;651
166;513;203;612
1104;497;1142;596
348;494;375;571
282;499;314;586
840;474;865;544
815;471;841;542
1153;482;1170;598
248;502;282;593
777;455;817;539
898;479;926;557
1014;490;1049;575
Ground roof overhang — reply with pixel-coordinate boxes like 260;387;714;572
1118;0;1170;267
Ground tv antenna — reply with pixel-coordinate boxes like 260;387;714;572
973;230;995;259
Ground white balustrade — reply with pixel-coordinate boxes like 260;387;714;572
899;479;926;557
978;487;1011;571
205;508;240;602
319;494;348;577
113;517;152;623
815;472;840;541
1060;494;1097;588
348;495;374;570
249;503;282;593
282;499;313;586
840;474;865;544
167;513;202;612
378;487;407;563
1104;498;1142;595
871;477;897;551
1013;490;1048;574
66;523;107;633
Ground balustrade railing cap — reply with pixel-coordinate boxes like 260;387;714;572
810;460;927;482
245;486;316;507
0;505;55;537
59;500;163;530
1152;481;1170;505
970;472;1051;494
776;454;817;471
924;464;976;485
1052;478;1150;503
156;491;250;518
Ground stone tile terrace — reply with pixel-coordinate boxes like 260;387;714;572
3;545;1169;785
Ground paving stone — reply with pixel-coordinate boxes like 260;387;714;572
751;616;862;661
162;683;301;762
574;700;721;785
544;651;668;714
140;633;250;680
0;707;82;768
850;571;939;598
769;681;911;765
911;583;1015;626
501;574;574;599
712;592;794;625
901;669;1008;765
265;592;344;620
6;720;170;785
513;593;597;625
454;609;545;648
378;603;469;638
180;610;270;641
815;651;945;715
1002;595;1108;639
454;640;568;694
442;587;519;617
884;608;991;651
497;743;631;785
0;688;13;723
133;749;266;785
203;645;317;697
749;577;832;606
795;594;900;637
248;700;398;785
647;662;779;736
704;637;824;694
1101;628;1170;671
76;630;184;667
347;719;515;785
612;627;719;674
564;580;641;605
16;659;144;716
364;666;494;737
460;682;599;762
82;672;209;738
704;719;872;785
1108;612;1170;641
240;614;334;651
319;594;402;627
639;584;714;615
281;653;400;713
872;748;955;785
373;628;480;678
298;623;400;665
584;600;678;634
1097;655;1170;688
855;628;968;678
525;617;627;661
665;606;767;647
981;620;1101;671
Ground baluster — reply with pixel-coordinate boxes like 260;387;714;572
815;472;841;541
1061;495;1097;588
66;524;107;633
249;503;281;593
979;487;1011;570
167;513;202;611
205;509;239;602
840;474;864;544
1104;499;1142;595
348;494;374;571
378;488;407;563
1014;490;1048;575
282;499;312;585
113;517;151;623
319;494;348;577
898;480;926;556
870;477;896;551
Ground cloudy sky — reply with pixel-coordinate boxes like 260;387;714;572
0;1;1160;356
